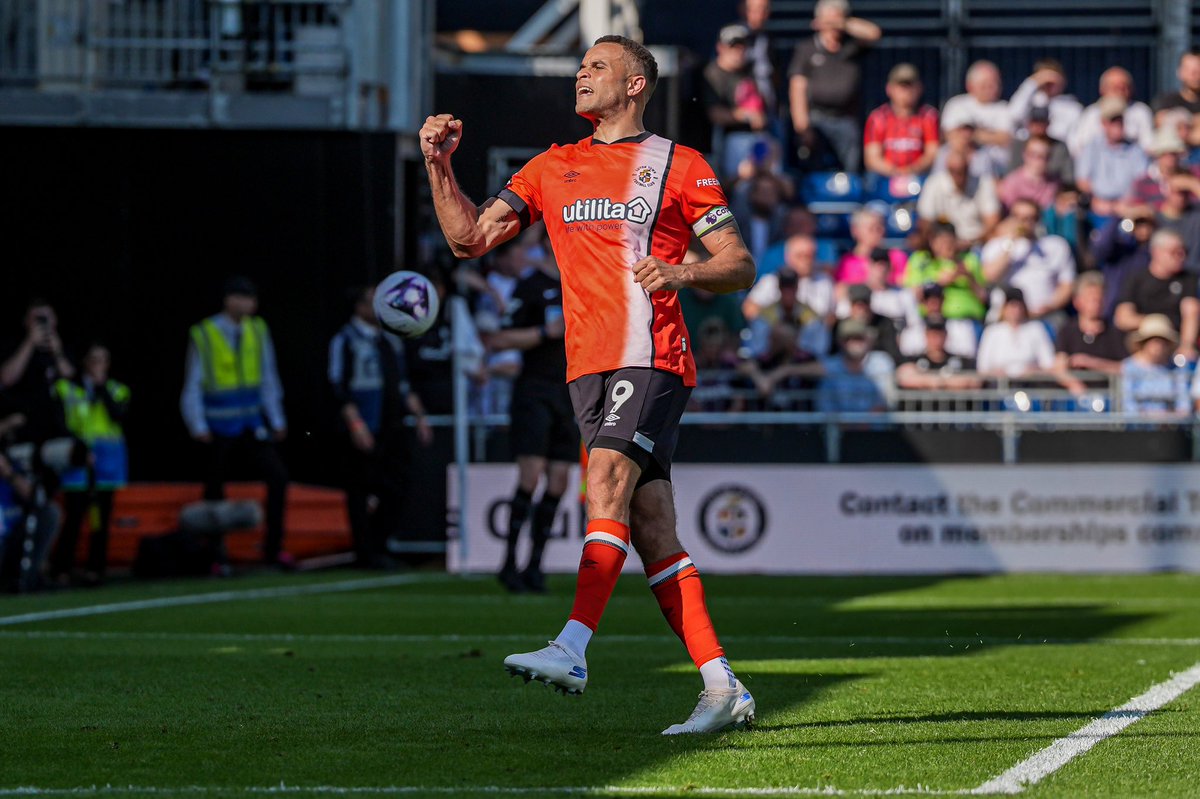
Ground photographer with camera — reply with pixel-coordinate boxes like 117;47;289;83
1;300;74;444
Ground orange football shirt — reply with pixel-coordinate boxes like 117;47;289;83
496;132;735;386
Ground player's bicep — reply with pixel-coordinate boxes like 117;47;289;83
476;195;523;252
698;224;748;260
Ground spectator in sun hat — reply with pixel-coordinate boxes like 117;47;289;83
1121;314;1191;415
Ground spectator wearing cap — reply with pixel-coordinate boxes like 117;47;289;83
832;284;901;361
1009;59;1083;144
1125;126;1197;211
1055;273;1128;376
1007;104;1074;185
1113;230;1200;362
834;205;908;288
864;63;939;179
917;149;1001;245
976;287;1061;380
180;276;291;569
815;319;895;412
787;0;881;173
940;60;1013;157
1075;96;1150;218
836;248;920;331
1069;68;1155;158
896;314;982;390
1152;49;1200;120
982;198;1076;321
743;265;832;361
744;233;835;321
704;23;777;180
898;282;981;358
1121;314;1190;415
932;114;1005;179
905;221;988;328
998;135;1061;211
1090;205;1155;319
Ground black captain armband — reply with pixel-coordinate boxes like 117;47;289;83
496;188;532;230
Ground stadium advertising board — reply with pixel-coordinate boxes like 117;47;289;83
448;464;1200;574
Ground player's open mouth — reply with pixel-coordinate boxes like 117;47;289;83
577;87;593;96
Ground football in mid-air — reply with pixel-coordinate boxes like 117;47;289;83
373;270;439;338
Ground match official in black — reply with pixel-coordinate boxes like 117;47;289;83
483;239;577;593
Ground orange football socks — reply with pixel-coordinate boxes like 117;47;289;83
645;552;727;677
566;519;631;632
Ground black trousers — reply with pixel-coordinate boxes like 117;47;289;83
50;489;115;578
341;430;408;564
202;433;288;560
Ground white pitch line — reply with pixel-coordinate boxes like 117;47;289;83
2;629;1198;648
0;574;436;628
971;660;1200;795
0;784;970;797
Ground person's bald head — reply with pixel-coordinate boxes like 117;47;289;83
1099;67;1134;100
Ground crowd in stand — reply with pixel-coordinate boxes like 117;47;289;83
670;0;1200;415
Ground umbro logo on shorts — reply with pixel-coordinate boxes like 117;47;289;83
604;413;620;424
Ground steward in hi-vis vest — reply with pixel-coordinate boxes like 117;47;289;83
180;277;291;570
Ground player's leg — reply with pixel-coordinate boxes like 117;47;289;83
630;479;755;734
523;457;569;592
499;453;544;592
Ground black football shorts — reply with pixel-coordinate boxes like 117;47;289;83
568;367;691;486
509;378;579;462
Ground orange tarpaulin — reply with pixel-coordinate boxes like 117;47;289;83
71;482;353;566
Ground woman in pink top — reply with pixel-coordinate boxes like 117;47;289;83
998;135;1060;210
834;206;908;289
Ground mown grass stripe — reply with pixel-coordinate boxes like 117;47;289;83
0;784;969;796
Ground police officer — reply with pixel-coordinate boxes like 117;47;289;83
180;277;291;568
482;236;576;593
329;286;432;569
49;342;130;586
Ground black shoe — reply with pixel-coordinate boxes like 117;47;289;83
522;568;546;594
498;565;526;593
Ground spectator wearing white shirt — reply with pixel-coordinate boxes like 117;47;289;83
1069;67;1155;158
941;60;1012;169
1009;59;1083;145
976;287;1059;379
743;233;835;320
982;198;1076;320
918;149;1001;245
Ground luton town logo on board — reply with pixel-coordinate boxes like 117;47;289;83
634;165;658;188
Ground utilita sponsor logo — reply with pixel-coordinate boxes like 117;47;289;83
561;196;652;224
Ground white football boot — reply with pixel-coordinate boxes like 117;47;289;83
503;641;588;695
661;680;755;735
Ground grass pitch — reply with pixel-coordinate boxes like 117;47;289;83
1;570;1198;798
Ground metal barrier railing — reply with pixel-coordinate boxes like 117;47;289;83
0;0;348;90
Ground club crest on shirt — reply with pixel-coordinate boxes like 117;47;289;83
633;165;658;188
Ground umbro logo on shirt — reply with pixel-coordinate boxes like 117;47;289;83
563;170;581;183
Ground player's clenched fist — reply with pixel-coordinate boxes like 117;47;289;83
632;256;690;293
420;114;463;162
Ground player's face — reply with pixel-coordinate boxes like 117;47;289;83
575;43;633;121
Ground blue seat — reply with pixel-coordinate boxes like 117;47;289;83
814;212;852;240
800;171;864;204
866;172;926;202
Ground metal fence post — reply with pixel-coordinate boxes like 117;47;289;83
1158;0;1191;95
825;421;841;464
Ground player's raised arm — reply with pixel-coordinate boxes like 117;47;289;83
421;114;522;259
632;226;756;295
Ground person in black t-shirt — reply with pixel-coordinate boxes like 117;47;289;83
1114;229;1200;360
703;24;776;180
896;315;981;390
1055;273;1128;377
1151;50;1200;119
480;240;577;593
787;0;881;172
0;300;73;444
